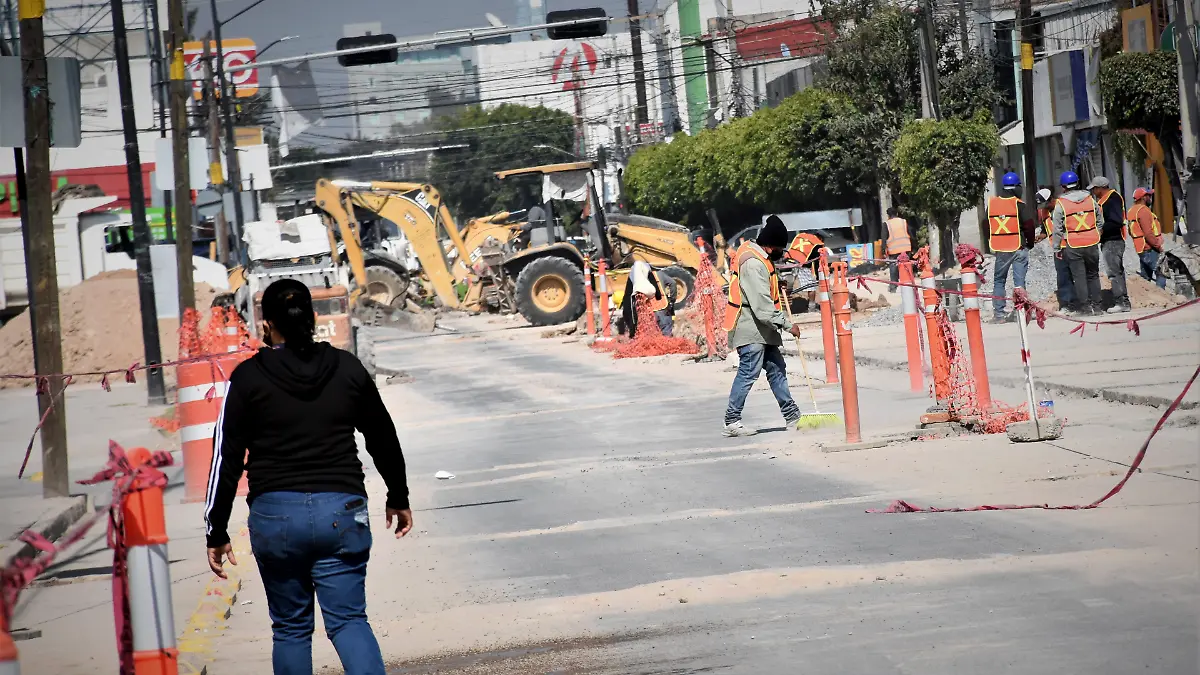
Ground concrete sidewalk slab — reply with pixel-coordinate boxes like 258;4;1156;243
0;495;90;569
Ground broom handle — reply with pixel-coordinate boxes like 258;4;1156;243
782;296;821;410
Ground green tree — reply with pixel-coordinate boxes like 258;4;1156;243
624;133;703;224
1099;51;1185;198
428;103;577;219
892;114;999;264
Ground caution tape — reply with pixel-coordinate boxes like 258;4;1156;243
869;364;1200;514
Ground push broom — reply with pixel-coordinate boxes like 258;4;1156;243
783;298;841;429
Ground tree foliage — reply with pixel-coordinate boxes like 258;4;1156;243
892;114;999;226
1099;51;1180;138
428;103;577;219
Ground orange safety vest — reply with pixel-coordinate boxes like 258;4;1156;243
722;242;781;332
885;217;911;255
987;196;1022;253
1126;204;1161;254
785;232;823;263
1059;196;1100;249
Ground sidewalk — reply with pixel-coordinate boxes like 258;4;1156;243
825;307;1200;409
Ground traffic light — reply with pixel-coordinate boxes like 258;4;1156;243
336;34;398;67
546;8;608;40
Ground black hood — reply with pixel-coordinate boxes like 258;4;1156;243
253;342;341;400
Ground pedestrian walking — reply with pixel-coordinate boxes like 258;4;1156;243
1037;187;1076;308
1089;176;1130;313
722;215;802;437
1127;187;1167;288
1051;171;1104;316
986;172;1039;322
205;279;410;675
884;207;911;292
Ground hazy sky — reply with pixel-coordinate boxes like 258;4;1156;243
194;0;646;142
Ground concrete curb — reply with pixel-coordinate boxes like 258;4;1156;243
177;533;249;675
0;495;90;570
852;354;1199;411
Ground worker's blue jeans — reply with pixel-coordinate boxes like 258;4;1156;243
248;492;385;675
1138;250;1168;288
725;343;800;425
991;249;1028;316
1054;253;1076;306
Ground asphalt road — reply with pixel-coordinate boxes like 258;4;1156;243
361;320;1198;675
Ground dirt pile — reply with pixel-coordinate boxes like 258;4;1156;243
1040;271;1182;311
0;270;219;388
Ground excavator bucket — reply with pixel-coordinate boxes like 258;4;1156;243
357;297;439;334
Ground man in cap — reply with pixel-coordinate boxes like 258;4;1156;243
1127;187;1167;288
1051;171;1104;315
721;215;803;437
1088;176;1130;313
986;171;1039;322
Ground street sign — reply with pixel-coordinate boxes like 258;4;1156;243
183;38;258;100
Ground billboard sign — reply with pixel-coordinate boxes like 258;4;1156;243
183;39;258;100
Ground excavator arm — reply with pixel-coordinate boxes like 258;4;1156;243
314;178;474;310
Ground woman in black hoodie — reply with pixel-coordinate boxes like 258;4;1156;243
204;279;410;675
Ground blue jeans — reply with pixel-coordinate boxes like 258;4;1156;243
1138;250;1168;288
992;249;1028;316
725;343;800;425
248;492;385;675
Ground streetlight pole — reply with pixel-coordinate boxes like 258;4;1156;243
211;0;250;265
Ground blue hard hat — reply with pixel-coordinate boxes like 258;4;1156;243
1001;172;1021;187
1059;170;1080;187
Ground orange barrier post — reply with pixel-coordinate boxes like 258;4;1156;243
898;255;923;392
583;261;596;337
596;259;612;342
960;259;993;411
919;256;952;404
222;312;238;353
0;611;18;675
123;447;179;675
177;356;247;502
817;250;839;384
830;262;861;443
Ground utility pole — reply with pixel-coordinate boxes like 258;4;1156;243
918;0;942;119
626;0;649;125
168;0;195;310
111;0;167;405
958;0;971;57
211;0;247;264
573;72;586;157
202;40;230;265
724;0;744;118
147;0;172;244
1019;0;1037;206
1174;0;1199;237
15;4;69;498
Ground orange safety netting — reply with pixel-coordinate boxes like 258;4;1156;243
178;308;202;359
674;250;730;359
596;294;699;359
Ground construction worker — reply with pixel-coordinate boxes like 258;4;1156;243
1051;171;1104;316
986;171;1039;322
722;215;802;437
884;207;911;292
1127;187;1167;288
619;260;674;337
1037;187;1075;308
205;279;410;675
1089;176;1130;313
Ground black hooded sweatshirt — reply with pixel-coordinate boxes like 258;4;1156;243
204;342;408;548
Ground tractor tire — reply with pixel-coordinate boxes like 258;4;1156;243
657;265;696;311
354;326;377;379
514;256;586;326
364;265;410;307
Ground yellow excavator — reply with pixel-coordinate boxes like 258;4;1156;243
309;161;710;327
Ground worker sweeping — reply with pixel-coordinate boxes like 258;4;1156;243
722;215;803;437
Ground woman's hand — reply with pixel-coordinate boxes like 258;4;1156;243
207;544;237;579
386;508;413;538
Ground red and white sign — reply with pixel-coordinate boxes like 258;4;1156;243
550;42;598;91
183;38;258;100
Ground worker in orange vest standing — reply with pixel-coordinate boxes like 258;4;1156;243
987;172;1039;322
884;207;911;293
1127;187;1167;288
1088;176;1130;313
722;215;802;437
1051;171;1104;316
